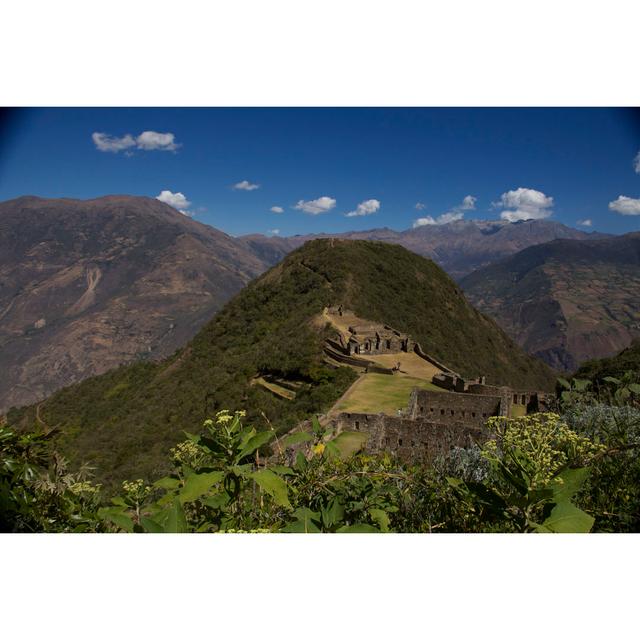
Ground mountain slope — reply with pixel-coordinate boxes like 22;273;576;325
0;195;269;413
461;233;640;371
239;219;597;280
9;239;555;488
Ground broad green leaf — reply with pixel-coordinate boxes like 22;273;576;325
321;498;345;528
281;432;314;447
179;471;224;503
282;508;321;533
368;508;390;532
238;426;258;451
202;493;230;509
557;377;571;390
251;469;291;509
336;523;380;533
550;467;589;503
140;516;163;533
98;507;134;533
311;416;323;436
573;378;591;392
164;498;188;533
325;431;369;459
236;430;274;462
541;501;594;533
282;519;321;533
602;376;621;385
269;464;296;476
294;451;307;471
628;383;640;395
154;476;180;490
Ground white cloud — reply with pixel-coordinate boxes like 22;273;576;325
437;211;465;224
413;216;437;227
495;187;554;222
270;206;284;214
412;194;476;227
609;195;640;216
345;199;381;218
93;130;180;153
268;229;280;235
412;212;463;227
92;132;136;153
233;180;260;191
294;196;336;215
460;195;477;210
577;218;592;227
156;190;192;216
415;202;426;210
135;131;180;151
634;151;640;174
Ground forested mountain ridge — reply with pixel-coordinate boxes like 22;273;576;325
9;239;554;489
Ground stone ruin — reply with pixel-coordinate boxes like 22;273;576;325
326;382;549;465
314;305;550;464
323;306;452;374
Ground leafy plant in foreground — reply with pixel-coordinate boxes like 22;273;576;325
447;413;605;532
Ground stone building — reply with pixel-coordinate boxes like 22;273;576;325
329;411;486;464
346;324;414;356
323;379;547;465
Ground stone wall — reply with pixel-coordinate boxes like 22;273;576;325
348;333;410;356
432;372;467;392
329;412;488;464
407;389;504;426
413;344;455;374
465;383;513;416
324;342;394;374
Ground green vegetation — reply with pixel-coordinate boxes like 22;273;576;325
333;373;443;415
572;340;640;388
4;392;640;532
8;240;554;490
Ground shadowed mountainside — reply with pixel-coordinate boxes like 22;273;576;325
461;233;640;371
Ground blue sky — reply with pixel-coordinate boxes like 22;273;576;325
1;107;639;237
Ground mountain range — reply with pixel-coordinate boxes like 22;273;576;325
461;233;640;371
0;195;598;413
239;218;596;279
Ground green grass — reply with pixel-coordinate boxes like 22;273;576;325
510;404;527;418
333;373;444;416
